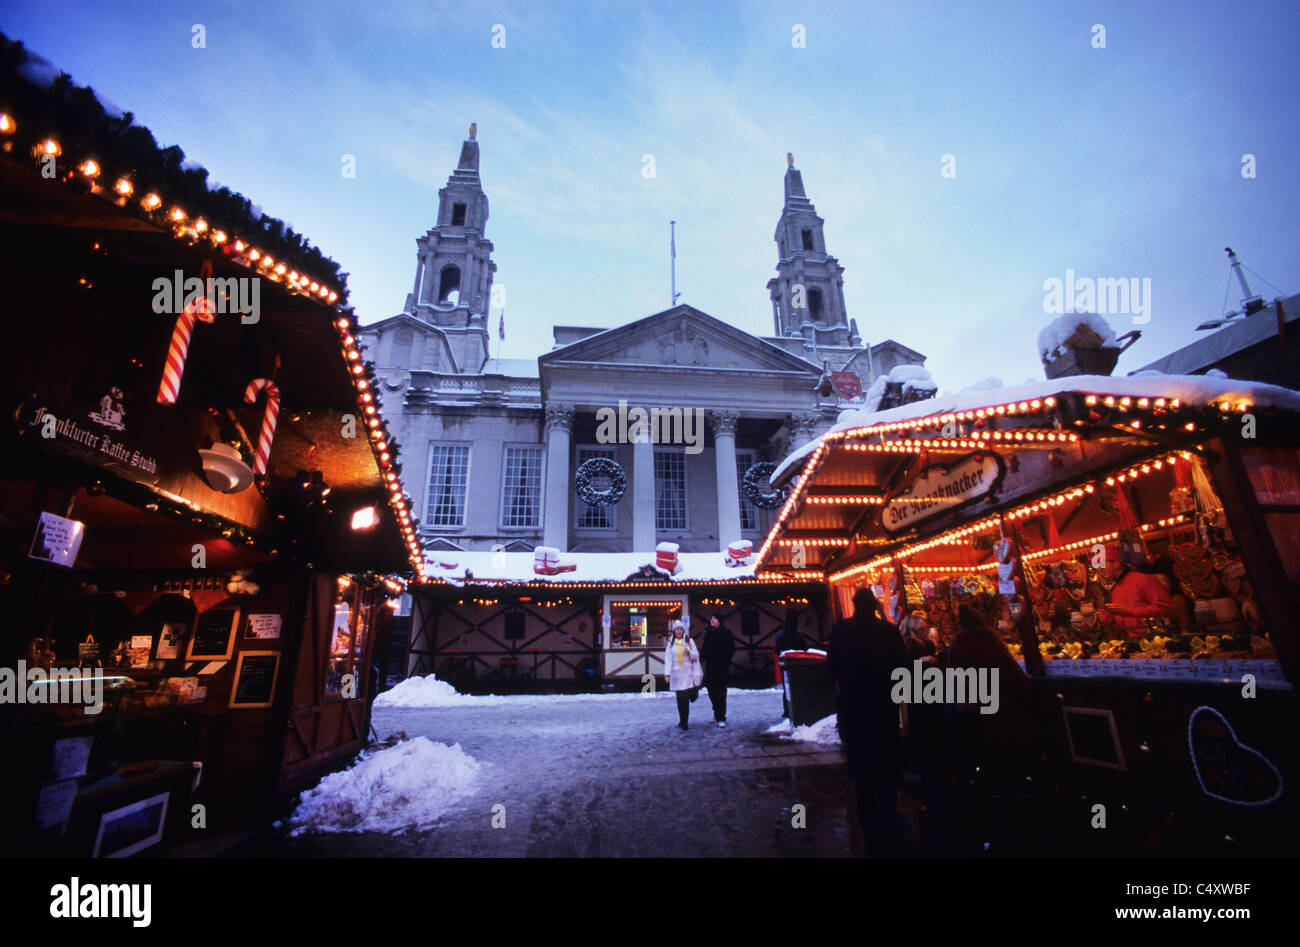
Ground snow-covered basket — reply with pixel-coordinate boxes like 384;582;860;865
1038;312;1138;379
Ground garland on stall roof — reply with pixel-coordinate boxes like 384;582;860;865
574;457;626;508
743;462;787;510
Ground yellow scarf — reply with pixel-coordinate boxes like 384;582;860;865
674;636;686;665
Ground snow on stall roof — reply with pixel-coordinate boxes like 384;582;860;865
421;550;757;586
287;737;481;835
772;372;1300;483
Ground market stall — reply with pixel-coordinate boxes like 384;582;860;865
0;46;421;855
410;549;822;689
760;374;1300;849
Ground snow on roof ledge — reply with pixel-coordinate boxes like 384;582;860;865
771;373;1300;483
419;550;759;586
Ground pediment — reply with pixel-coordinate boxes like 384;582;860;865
541;305;819;374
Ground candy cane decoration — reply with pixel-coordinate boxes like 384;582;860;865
156;261;217;405
243;378;281;475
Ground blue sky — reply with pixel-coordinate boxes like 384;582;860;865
4;0;1298;390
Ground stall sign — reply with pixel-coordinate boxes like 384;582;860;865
831;372;862;400
28;512;85;567
20;397;160;485
881;452;1006;534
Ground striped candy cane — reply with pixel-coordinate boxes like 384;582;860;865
156;263;217;405
243;378;281;475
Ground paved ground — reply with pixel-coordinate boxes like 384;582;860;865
260;688;877;857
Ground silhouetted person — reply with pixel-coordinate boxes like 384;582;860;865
701;614;736;727
828;587;910;856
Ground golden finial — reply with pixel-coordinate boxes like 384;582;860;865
469;123;477;140
787;152;794;168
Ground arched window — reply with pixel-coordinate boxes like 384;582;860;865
438;265;461;303
808;287;825;322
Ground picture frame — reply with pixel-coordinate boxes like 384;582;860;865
185;608;239;662
229;650;281;709
92;791;170;858
1062;706;1127;771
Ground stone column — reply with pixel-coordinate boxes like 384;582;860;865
418;252;434;305
543;404;574;551
713;410;741;545
633;426;656;552
790;410;822;449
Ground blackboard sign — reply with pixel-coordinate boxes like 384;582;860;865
1063;707;1126;771
229;651;280;708
186;609;239;661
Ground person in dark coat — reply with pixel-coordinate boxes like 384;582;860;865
827;587;910;856
701;614;736;727
941;603;1032;850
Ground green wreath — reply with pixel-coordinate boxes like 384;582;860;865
743;462;786;509
574;457;627;508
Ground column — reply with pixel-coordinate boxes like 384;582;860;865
713;410;741;545
543;404;574;551
633;430;656;552
418;251;434;305
411;252;425;303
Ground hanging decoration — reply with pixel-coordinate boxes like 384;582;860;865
743;462;787;509
574;457;626;508
243;376;281;476
156;260;216;405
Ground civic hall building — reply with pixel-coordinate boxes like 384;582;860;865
359;126;933;686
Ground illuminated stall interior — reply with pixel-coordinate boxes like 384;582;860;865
759;380;1300;680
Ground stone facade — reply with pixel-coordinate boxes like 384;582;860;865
360;131;930;555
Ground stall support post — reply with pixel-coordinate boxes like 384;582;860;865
1003;513;1045;676
1207;439;1300;683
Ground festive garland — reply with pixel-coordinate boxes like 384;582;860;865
743;462;786;509
574;457;626;508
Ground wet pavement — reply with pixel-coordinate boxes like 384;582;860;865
258;688;872;857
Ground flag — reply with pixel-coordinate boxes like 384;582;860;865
498;310;505;341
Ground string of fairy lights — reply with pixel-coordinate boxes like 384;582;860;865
1;110;426;581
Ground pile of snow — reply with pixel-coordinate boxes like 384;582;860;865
376;675;485;708
1037;311;1119;363
765;715;841;745
288;737;481;835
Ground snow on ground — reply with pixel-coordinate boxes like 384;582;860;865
765;715;841;745
375;674;782;709
288;737;482;835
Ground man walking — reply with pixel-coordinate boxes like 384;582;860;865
827;586;910;856
701;614;736;726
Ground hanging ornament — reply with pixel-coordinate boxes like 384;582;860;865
743;462;787;509
156;260;217;405
573;457;627;508
244;377;281;475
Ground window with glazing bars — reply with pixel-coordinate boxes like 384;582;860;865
655;449;687;530
736;451;757;530
426;444;470;527
576;447;616;529
501;446;543;528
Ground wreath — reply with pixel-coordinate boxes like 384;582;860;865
742;462;787;509
574;457;627;508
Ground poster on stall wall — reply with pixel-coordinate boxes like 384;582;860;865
156;623;186;660
245;613;282;640
128;636;153;668
28;512;86;567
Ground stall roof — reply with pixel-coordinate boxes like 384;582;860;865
773;373;1300;484
0;37;423;576
419;550;780;588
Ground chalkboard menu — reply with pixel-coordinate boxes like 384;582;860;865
229;651;280;708
186;609;239;661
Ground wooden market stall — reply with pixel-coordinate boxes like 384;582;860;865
410;550;824;690
0;43;422;855
760;373;1300;850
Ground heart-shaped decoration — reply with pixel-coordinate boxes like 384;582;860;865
1188;706;1283;807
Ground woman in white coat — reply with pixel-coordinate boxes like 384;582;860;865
664;620;702;731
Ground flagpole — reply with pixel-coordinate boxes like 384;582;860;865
670;220;679;307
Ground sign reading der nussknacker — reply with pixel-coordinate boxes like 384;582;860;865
881;452;1006;535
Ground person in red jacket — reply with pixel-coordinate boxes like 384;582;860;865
1105;562;1174;637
